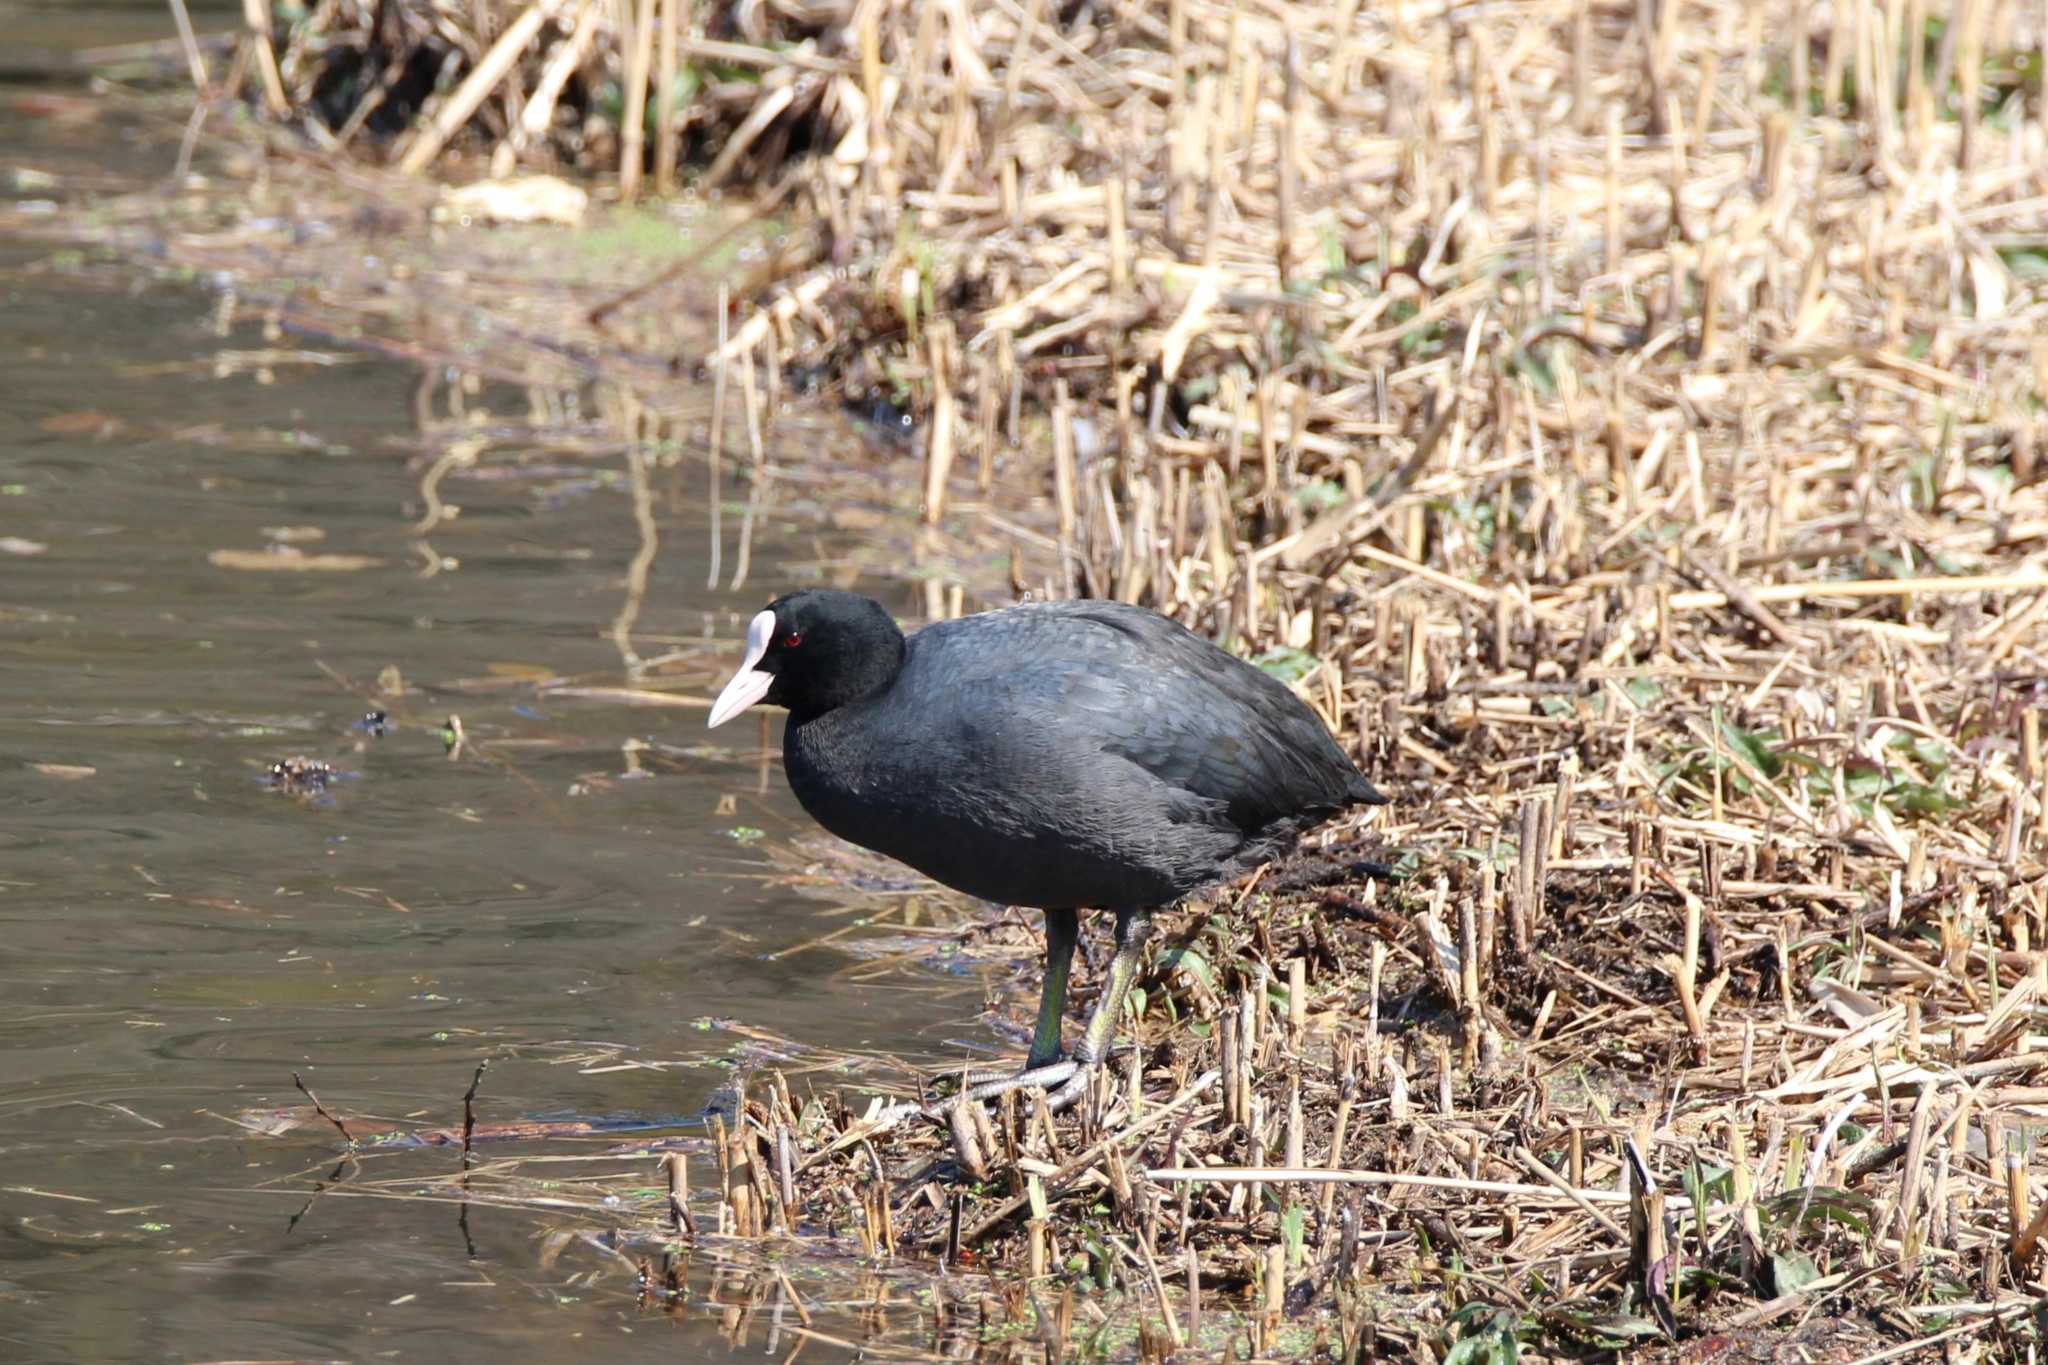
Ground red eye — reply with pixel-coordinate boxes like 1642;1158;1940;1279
782;632;804;648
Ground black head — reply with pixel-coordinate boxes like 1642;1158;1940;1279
706;590;906;728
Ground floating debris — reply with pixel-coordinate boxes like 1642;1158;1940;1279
264;756;336;795
209;547;383;573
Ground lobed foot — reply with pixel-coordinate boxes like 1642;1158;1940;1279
953;1057;1083;1110
870;1055;1103;1128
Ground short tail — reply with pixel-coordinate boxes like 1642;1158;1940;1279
1349;773;1390;806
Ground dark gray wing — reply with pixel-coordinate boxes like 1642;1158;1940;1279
907;601;1372;835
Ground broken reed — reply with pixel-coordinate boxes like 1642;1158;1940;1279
638;812;2048;1357
194;1;2048;665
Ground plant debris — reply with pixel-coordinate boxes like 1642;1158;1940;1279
264;754;337;794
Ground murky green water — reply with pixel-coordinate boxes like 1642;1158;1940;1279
1;9;982;1360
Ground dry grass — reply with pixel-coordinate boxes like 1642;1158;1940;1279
146;0;2048;1356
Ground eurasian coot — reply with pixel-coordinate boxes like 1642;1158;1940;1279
708;589;1385;1111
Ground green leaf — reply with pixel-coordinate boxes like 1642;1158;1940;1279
1679;1264;1744;1295
1761;1186;1874;1234
1624;676;1663;708
1680;1161;1734;1205
1443;1330;1513;1365
1999;244;2048;282
1296;479;1347;512
1443;495;1498;550
667;64;703;107
1442;1337;1495;1365
1888;733;1951;771
1443;1306;1523;1365
1770;1250;1822;1295
1543;1310;1667;1348
1507;344;1558;397
1717;715;1784;778
1889;783;1964;816
1839;760;1888;797
1252;646;1318;684
1156;946;1215;989
1320;224;1347;280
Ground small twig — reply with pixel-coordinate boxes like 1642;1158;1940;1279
165;0;210;92
666;1151;697;1236
292;1071;354;1148
1677;551;1801;645
954;1069;1220;1245
461;1059;488;1167
1512;1144;1628;1241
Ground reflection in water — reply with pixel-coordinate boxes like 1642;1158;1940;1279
641;1246;999;1360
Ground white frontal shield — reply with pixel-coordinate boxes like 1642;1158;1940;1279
707;610;777;728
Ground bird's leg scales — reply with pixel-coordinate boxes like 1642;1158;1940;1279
1026;908;1079;1071
923;908;1153;1121
862;1060;1083;1130
952;1058;1082;1107
935;907;1080;1095
955;1058;1062;1087
1039;908;1152;1112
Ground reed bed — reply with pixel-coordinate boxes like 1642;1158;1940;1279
161;0;2048;1356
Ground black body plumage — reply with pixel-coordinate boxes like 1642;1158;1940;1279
759;594;1384;911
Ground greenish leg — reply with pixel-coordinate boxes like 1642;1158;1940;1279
925;908;1154;1121
1069;908;1153;1069
1027;909;1079;1071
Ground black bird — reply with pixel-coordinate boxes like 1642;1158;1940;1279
708;590;1386;1111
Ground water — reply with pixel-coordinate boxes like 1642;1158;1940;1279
1;10;980;1359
